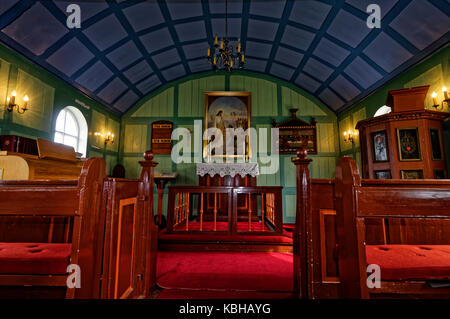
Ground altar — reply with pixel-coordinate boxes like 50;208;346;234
196;162;259;187
196;163;259;221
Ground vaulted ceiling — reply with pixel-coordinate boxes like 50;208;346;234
0;0;449;115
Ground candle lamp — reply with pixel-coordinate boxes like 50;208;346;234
7;91;30;114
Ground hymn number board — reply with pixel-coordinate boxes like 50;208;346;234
151;120;173;154
272;108;317;155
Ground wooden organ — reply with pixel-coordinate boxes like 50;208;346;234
0;136;82;180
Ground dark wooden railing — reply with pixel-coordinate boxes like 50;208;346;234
166;186;283;235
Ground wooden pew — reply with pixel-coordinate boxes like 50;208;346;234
0;157;106;299
0;151;159;299
335;157;450;298
292;150;450;299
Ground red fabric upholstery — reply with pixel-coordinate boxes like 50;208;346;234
0;243;72;275
366;245;450;280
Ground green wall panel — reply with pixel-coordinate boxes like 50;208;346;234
176;163;198;185
106;118;120;152
105;154;118;175
317;123;336;153
257;155;281;186
90;109;107;149
154;155;173;173
178;75;226;117
12;68;54;132
283;156;296;187
132;87;174;117
123;156;142;179
309;157;337;179
123;124;147;153
281;86;327;117
284;194;296;219
229;75;277;116
0;58;11;120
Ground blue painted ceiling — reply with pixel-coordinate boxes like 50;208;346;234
0;0;449;115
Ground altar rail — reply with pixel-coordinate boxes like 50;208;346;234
166;186;283;235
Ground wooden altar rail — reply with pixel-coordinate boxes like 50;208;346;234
166;186;283;235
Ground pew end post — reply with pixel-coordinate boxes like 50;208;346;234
335;157;369;299
291;148;312;299
138;150;159;297
68;157;107;299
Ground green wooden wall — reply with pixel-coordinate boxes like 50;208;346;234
120;71;339;223
0;44;120;174
337;44;450;172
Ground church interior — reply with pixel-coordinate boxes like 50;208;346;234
0;0;449;302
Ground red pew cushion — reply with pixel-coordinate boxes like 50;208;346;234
0;243;71;275
366;245;450;280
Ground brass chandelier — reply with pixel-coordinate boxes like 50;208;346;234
206;0;244;71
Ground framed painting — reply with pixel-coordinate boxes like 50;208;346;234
371;130;389;162
374;170;391;179
397;128;421;161
400;170;424;179
204;91;251;160
429;128;443;160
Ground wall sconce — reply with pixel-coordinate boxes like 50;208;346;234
95;131;115;145
431;87;450;110
343;129;358;143
6;91;29;114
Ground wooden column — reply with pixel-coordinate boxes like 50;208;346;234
291;148;312;299
138;150;158;297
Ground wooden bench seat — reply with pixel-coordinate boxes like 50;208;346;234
366;245;450;281
0;243;71;275
0;158;106;298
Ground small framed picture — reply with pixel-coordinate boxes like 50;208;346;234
429;128;443;160
397;128;421;161
374;170;391;179
371;130;389;162
400;170;424;179
434;170;446;179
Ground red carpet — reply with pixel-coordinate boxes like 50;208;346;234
157;251;293;292
157;289;294;299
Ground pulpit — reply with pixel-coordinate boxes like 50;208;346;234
196;163;259;221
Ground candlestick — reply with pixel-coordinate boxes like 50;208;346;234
432;92;438;106
23;95;28;109
443;87;448;100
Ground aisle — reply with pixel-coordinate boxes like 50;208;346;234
156;251;293;299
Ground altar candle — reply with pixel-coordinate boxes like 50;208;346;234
443;87;448;100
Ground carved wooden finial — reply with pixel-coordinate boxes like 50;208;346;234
144;150;154;161
297;148;308;160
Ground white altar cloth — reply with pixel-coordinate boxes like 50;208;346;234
196;163;259;178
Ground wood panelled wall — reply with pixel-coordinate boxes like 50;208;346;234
338;44;450;172
0;44;120;174
120;71;339;223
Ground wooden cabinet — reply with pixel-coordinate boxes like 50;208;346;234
357;87;450;179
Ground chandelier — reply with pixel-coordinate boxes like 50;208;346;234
206;0;244;71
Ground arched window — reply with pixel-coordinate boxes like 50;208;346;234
54;106;88;157
374;105;392;117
